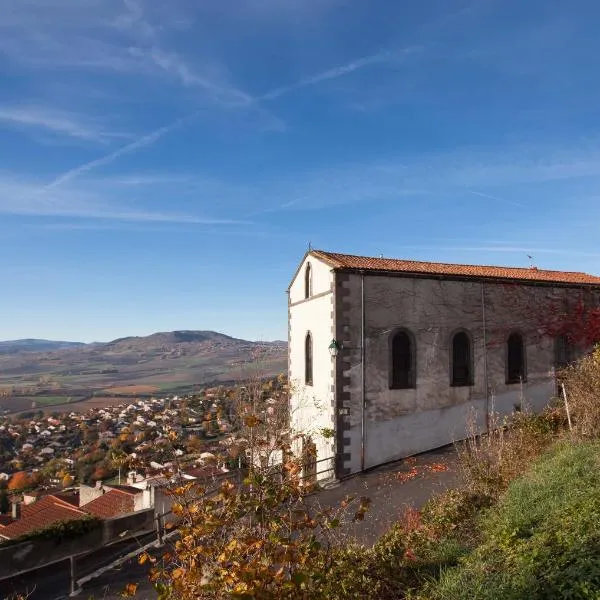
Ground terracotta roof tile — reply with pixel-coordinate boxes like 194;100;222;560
83;490;135;519
106;484;142;495
0;495;88;540
312;250;600;286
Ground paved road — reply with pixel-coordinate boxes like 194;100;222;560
1;446;460;599
314;445;460;546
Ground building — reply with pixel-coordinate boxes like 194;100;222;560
0;491;85;540
288;250;600;480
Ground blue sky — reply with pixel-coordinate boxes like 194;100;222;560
1;0;600;343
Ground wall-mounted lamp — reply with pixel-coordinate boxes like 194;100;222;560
328;339;341;357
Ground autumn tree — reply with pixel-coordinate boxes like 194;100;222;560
8;471;33;491
141;373;367;599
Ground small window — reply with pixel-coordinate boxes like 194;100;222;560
390;330;414;389
452;331;472;386
555;335;572;369
507;332;526;384
305;332;313;386
304;263;312;299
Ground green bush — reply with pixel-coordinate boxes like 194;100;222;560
426;442;600;600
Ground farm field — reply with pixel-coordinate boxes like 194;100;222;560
0;330;287;415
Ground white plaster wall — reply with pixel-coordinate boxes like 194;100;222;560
288;255;336;480
338;273;586;472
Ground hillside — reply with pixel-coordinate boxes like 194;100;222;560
0;339;86;355
0;330;287;413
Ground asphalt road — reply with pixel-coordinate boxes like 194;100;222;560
1;446;460;599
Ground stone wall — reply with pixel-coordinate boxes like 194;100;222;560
336;272;599;473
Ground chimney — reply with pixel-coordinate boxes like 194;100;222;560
11;501;20;520
95;480;103;489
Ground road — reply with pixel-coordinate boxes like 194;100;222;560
0;446;460;599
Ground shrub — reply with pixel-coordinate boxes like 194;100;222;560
561;346;600;438
457;409;560;499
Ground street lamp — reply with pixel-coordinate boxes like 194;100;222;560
328;339;340;358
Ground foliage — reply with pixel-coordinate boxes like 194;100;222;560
142;377;366;599
425;442;600;600
560;346;600;438
62;474;75;488
7;471;34;491
0;488;9;514
456;408;562;499
2;516;101;545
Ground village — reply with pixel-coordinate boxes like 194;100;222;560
0;377;287;542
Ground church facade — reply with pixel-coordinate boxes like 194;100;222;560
288;250;600;480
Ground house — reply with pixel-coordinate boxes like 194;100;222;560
79;482;151;514
0;491;85;541
288;250;600;479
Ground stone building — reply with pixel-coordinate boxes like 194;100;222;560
288;250;600;480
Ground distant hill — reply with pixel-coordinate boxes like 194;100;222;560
0;330;287;404
0;339;86;355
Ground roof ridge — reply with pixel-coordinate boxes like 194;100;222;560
312;250;591;276
50;498;87;514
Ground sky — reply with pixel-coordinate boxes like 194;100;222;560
1;0;600;343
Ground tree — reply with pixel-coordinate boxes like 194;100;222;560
141;376;368;599
0;489;9;514
109;449;128;485
8;471;33;491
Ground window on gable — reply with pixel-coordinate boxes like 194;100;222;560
305;332;313;386
390;330;414;389
304;263;312;299
507;332;526;384
452;331;472;387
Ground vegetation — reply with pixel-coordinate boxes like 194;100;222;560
1;516;101;546
424;442;600;599
138;347;600;599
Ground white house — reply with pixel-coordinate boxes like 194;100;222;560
288;249;600;480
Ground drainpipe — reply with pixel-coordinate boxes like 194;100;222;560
481;283;490;432
360;271;366;472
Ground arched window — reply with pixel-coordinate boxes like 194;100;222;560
390;330;415;389
305;332;313;386
304;263;312;299
507;332;526;384
555;335;572;369
452;331;472;387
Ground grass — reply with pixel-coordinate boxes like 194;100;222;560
29;395;81;405
424;441;600;600
101;385;160;395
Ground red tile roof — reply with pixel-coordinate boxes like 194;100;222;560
311;250;600;286
0;515;14;527
0;494;88;540
83;490;135;519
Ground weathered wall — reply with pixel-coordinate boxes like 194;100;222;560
79;484;103;507
288;255;336;480
337;272;595;473
0;509;155;580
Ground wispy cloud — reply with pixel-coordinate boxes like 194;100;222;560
0;174;248;225
0;105;127;143
45;113;194;189
260;49;409;101
466;189;526;208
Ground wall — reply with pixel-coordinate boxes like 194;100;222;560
79;484;103;507
336;272;595;474
288;255;336;480
0;509;155;580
